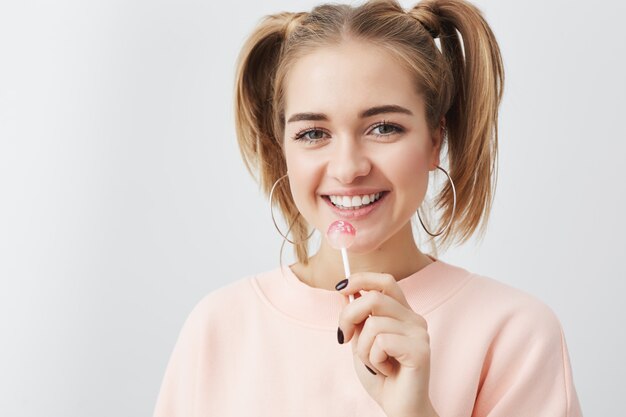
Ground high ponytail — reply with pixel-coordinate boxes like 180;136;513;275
234;11;312;264
410;0;504;248
234;12;303;184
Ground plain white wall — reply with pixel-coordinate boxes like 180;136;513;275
0;0;624;415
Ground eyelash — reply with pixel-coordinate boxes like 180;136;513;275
292;121;404;144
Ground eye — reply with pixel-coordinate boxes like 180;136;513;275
293;127;329;144
292;121;404;144
370;121;404;137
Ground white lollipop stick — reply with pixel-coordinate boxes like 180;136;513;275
340;247;354;303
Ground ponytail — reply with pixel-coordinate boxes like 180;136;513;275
234;12;312;264
409;0;504;248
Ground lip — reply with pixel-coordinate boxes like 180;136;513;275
319;188;388;197
322;191;389;220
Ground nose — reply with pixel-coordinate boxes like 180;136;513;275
326;136;372;184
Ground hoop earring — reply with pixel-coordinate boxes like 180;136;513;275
269;174;315;245
417;165;457;237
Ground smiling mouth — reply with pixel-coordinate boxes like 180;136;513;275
322;191;389;210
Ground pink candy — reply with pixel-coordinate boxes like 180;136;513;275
326;220;357;250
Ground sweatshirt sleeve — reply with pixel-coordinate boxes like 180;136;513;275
152;297;213;417
472;301;583;417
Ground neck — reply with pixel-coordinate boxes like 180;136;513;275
290;222;433;291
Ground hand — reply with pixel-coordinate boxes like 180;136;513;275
336;272;439;417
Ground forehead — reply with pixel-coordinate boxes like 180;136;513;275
283;40;422;118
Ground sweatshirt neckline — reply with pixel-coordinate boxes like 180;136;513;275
253;256;473;330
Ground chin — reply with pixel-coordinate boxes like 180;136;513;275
344;237;386;255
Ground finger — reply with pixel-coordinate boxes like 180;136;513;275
339;290;418;344
370;333;401;377
373;331;431;370
354;316;406;377
336;272;411;309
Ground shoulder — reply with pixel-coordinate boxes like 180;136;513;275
454;272;584;416
429;260;562;329
436;269;569;383
459;272;565;344
180;267;281;329
179;271;259;329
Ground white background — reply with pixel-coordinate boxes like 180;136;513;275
1;0;624;415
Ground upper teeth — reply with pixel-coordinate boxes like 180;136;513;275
329;193;382;209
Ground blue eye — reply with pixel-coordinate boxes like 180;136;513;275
293;128;328;144
371;122;403;137
292;121;404;144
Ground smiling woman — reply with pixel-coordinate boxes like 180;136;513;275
153;1;583;416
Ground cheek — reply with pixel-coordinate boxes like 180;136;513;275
382;143;431;191
284;147;322;211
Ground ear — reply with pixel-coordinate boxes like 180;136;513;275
430;117;445;170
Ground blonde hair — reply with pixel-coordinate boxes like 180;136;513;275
234;0;504;264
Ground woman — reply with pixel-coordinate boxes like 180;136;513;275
154;0;583;416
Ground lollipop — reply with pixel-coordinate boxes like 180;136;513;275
327;220;356;303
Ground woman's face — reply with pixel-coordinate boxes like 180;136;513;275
282;40;441;254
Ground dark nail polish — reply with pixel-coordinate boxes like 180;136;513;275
335;278;348;291
337;327;344;344
365;364;377;375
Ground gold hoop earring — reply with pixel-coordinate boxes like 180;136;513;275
417;165;457;237
269;174;315;245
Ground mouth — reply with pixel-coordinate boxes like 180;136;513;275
321;191;390;219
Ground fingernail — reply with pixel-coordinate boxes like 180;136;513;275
337;327;344;344
335;278;348;291
364;364;377;375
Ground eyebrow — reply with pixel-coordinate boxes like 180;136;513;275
286;104;413;123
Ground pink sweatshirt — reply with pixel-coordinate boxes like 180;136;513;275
153;258;583;416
